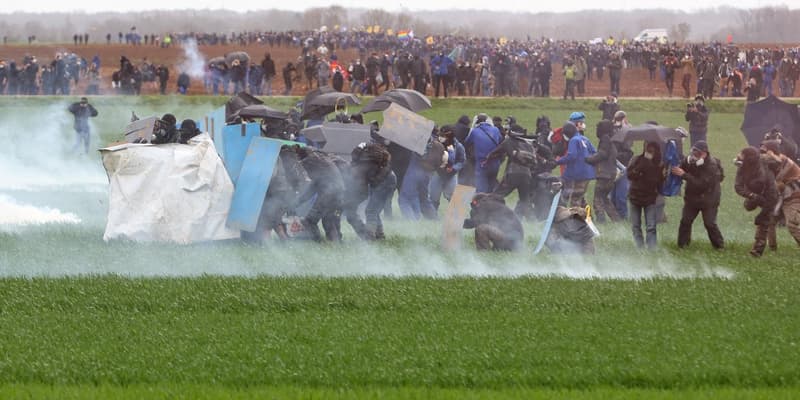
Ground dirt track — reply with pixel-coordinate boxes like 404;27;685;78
0;43;768;99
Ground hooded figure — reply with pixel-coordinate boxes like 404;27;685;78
295;146;346;242
734;146;778;257
585;120;621;223
462;193;524;251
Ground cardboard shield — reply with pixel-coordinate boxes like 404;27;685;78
124;116;158;143
442;184;476;251
226;137;283;232
222;122;261;183
300;122;371;155
380;103;435;155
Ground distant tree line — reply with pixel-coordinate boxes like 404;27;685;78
0;6;798;44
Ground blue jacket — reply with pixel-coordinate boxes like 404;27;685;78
556;133;596;181
440;140;466;176
660;139;683;196
464;123;502;169
431;54;454;76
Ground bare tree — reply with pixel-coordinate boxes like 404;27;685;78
360;9;394;31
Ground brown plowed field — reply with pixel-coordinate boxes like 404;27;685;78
0;43;763;98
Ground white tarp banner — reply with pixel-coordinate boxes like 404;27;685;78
100;134;240;243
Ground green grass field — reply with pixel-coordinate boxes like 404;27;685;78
1;96;799;398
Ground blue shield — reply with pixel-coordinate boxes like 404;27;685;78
198;106;226;159
222;122;261;183
226;137;283;232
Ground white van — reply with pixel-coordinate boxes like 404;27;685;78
633;29;668;43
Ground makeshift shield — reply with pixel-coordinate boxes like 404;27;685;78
100;134;239;243
300;122;371;155
442;185;476;251
379;103;435;155
198;106;226;158
124;116;158;143
533;189;562;255
222;123;261;183
226;137;282;232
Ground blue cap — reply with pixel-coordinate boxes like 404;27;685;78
569;111;586;122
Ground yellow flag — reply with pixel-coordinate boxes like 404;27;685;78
373;25;381;33
366;26;373;34
386;28;394;36
499;37;508;45
426;36;434;45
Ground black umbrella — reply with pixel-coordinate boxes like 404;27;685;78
237;104;289;120
225;51;250;65
225;92;263;123
360;88;432;113
741;95;800;147
301;86;360;120
612;124;688;144
208;56;226;68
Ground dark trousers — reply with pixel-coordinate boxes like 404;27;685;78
433;74;448;97
678;202;724;249
493;173;532;218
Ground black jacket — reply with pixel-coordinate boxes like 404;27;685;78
627;153;664;207
585;132;618;180
685;105;709;132
734;159;778;225
680;154;724;208
462;193;524;241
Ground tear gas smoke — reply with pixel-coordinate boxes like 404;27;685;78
178;39;207;80
0;101;106;227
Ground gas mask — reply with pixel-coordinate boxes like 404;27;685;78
733;157;743;168
644;152;654;160
688;155;705;167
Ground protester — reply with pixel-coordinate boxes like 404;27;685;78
464;113;502;193
684;94;709;146
734;146;778;257
585;120;621;223
627;141;665;249
462;193;524;251
67;97;98;154
429;125;466;212
760;140;800;247
556;113;596;208
672;140;725;249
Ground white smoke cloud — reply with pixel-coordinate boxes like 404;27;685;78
0;100;106;229
0;194;81;227
178;38;207;80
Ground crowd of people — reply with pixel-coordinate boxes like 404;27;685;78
2;30;799;98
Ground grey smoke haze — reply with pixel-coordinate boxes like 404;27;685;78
178;39;207;80
0;6;798;43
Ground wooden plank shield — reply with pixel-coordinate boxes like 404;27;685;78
226;137;282;232
380;102;435;155
441;184;476;251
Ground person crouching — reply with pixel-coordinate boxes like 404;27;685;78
462;193;524;251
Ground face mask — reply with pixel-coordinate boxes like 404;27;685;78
438;136;448;143
733;158;743;167
695;157;705;167
644;152;654;160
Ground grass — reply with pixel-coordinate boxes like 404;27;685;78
1;96;800;398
